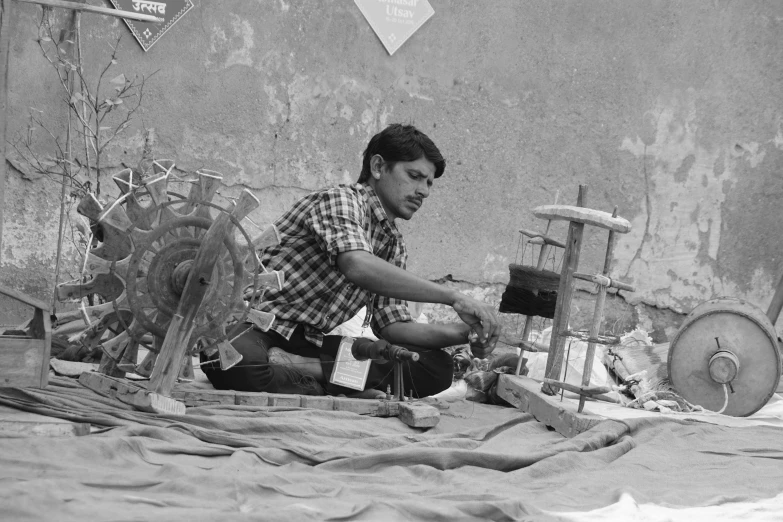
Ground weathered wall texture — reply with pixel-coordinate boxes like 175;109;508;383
2;1;782;342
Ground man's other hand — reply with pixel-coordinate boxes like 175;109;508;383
451;293;500;355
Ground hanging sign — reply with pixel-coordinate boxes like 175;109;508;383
354;0;434;56
108;0;194;52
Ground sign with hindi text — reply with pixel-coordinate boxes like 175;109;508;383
109;0;194;52
329;337;371;391
354;0;434;56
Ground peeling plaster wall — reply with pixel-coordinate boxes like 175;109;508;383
2;1;782;340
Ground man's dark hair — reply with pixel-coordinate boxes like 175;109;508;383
358;124;446;183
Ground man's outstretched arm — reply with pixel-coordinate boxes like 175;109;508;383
379;321;470;349
336;250;500;350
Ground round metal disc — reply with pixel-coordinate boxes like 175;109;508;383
668;298;781;416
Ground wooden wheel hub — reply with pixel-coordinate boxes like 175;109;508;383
668;297;781;416
170;259;194;295
146;240;224;316
126;215;245;340
708;350;740;384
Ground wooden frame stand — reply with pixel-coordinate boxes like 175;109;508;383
498;186;634;437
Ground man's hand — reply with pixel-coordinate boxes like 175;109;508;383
451;293;500;357
467;330;495;359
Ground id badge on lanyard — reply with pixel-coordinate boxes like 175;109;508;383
360;293;374;338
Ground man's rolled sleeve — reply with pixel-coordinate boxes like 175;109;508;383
306;189;372;267
371;299;413;337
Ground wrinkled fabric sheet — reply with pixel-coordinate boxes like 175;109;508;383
1;377;782;521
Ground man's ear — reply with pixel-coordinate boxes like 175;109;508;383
370;154;384;180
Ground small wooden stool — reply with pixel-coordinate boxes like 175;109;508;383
0;285;51;388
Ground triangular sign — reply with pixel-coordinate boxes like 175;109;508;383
108;0;194;52
354;0;434;56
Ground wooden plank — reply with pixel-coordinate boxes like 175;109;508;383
233;392;269;407
0;337;48;388
171;386;405;418
333;397;378;415
373;400;400;417
79;372;185;415
0;0;11;265
171;388;236;406
497;374;603;438
533;205;631;233
398;402;439;428
0;420;89;437
267;393;302;407
15;0;163;23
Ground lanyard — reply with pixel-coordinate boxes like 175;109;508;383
360;293;374;337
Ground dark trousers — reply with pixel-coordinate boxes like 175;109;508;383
201;324;454;398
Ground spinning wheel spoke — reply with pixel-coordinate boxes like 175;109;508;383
191;226;206;239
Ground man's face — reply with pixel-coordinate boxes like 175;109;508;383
372;156;436;221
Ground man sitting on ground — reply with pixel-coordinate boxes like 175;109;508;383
202;123;500;398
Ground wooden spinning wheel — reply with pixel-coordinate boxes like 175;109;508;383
56;162;284;412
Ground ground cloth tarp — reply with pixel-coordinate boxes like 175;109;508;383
1;377;783;521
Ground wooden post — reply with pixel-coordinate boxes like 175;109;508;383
576;207;618;412
541;185;587;395
0;0;12;264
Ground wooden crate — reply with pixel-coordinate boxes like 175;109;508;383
0;285;51;388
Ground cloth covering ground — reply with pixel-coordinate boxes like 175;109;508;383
1;377;783;521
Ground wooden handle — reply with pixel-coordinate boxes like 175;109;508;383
518;228;566;249
573;272;635;292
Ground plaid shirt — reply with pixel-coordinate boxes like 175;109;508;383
254;183;412;347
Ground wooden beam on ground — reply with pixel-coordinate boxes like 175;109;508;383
79;372;185;415
15;0;164;23
496;374;603;438
172;387;399;415
171;386;440;427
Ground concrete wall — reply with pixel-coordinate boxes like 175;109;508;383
3;1;782;342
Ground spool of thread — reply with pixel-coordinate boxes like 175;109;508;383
499;287;557;318
499;264;560;318
507;265;560;292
